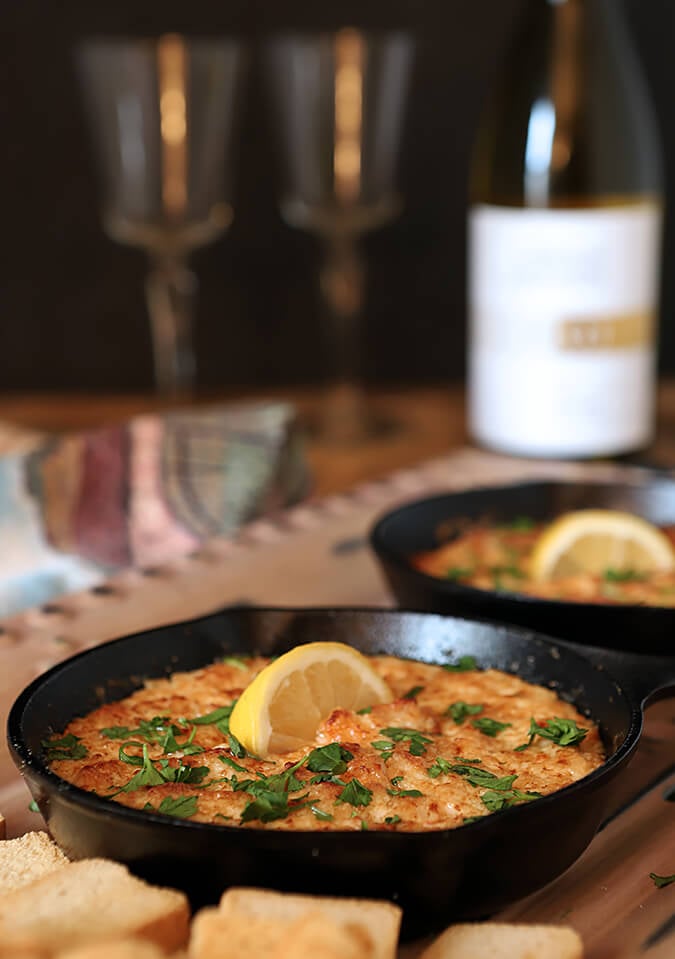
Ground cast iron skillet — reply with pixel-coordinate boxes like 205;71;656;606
370;478;675;655
7;607;675;938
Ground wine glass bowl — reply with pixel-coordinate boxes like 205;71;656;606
77;35;243;394
265;29;414;444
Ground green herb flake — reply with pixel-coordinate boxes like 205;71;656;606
481;788;542;812
384;815;401;825
379;727;434;757
427;757;454;778
42;733;88;761
443;656;477;673
310;805;334;822
446;701;484;725
515;717;588;751
650;872;675;889
402;685;425;700
357;706;372;715
222;656;248;670
144;795;199;819
335;778;373;808
387;785;424;798
445;567;474;582
306;743;353;776
228;733;247;759
218;755;248;773
462;815;484;824
28;800;40;813
360;820;369;831
472;717;512;738
241;791;311;824
499;516;535;531
603;568;645;583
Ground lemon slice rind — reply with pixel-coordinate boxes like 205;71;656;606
529;509;675;582
229;641;393;757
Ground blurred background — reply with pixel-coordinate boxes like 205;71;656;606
2;0;675;392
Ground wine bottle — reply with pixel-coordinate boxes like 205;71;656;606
468;0;663;458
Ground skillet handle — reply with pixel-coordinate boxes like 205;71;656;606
556;640;675;708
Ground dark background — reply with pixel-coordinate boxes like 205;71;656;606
2;0;674;392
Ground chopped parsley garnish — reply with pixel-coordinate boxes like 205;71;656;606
446;701;484;725
222;655;248;670
499;516;535;531
387;783;423;798
144;795;199;819
379;727;433;756
241;791;311;824
218;754;247;773
384;815;401;825
100;716;204;756
28;800;40;813
445;567;474;582
305;743;353;775
489;565;526;580
357;706;372;715
371;740;395;761
402;685;425;700
444;763;517;790
42;733;88;761
360;820;369;830
472;717;512;737
443;655;477;672
481;788;542;811
228;733;246;758
310;805;334;822
515;717;588;751
188;703;237;738
335;778;372;807
427;757;454;778
115;742;209;793
650;873;675;889
462;815;485;824
603;568;645;583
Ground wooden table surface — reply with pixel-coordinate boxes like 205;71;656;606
1;380;675;496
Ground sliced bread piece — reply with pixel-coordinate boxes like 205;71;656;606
419;922;583;959
276;913;375;959
57;940;167;959
218;887;400;959
0;831;69;893
188;909;284;959
0;859;189;955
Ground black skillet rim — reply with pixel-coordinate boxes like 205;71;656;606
369;479;675;615
7;606;643;840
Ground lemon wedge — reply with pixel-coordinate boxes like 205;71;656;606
529;509;675;582
228;641;393;757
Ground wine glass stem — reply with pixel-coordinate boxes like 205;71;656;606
319;233;367;439
145;254;197;396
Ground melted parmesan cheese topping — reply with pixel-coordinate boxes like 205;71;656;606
413;522;675;605
48;655;604;831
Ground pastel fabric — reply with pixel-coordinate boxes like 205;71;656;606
0;403;308;616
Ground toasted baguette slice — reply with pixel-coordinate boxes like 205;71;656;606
218;888;400;959
189;909;374;959
419;922;583;959
189;909;283;959
0;859;189;955
0;831;69;893
57;940;167;959
276;913;375;959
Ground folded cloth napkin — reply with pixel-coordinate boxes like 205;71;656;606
0;401;309;617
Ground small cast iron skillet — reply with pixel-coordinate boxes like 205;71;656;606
370;479;675;655
7;607;675;938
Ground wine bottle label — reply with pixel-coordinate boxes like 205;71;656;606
468;203;662;458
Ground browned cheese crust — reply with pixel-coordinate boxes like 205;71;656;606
49;655;604;831
413;522;675;605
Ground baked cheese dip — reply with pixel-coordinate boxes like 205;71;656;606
46;654;604;830
413;517;675;606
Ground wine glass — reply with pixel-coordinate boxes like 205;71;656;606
264;29;414;444
77;35;243;395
